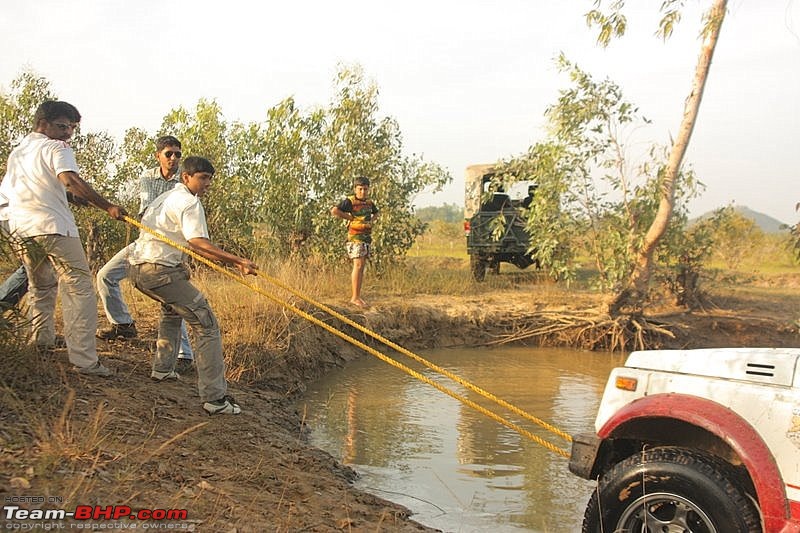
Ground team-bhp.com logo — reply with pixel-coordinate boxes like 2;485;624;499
3;503;189;529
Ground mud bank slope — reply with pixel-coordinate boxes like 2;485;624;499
2;291;798;532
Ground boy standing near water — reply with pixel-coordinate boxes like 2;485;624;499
331;176;379;308
128;156;258;414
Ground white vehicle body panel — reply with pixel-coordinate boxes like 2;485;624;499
595;348;800;494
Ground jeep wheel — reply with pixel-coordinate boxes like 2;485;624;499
582;446;761;533
470;255;486;282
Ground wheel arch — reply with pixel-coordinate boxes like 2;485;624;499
596;393;789;530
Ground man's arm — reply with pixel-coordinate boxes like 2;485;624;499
187;237;258;275
66;191;89;207
58;171;127;219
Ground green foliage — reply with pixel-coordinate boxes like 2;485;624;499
652;196;714;307
496;59;704;294
155;99;255;256
301;65;450;271
427;220;463;241
585;1;627;47
1;66;450;272
110;127;153;207
70;130;125;268
657;1;685;40
0;71;57;176
787;202;800;265
700;205;765;270
120;66;448;266
586;0;687;45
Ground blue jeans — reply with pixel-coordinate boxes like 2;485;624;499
0;264;28;307
97;244;193;358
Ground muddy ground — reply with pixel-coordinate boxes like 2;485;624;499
1;283;799;532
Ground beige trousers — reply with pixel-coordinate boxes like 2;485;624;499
18;235;99;368
129;263;227;402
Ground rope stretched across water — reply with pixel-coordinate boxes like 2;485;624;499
123;215;573;458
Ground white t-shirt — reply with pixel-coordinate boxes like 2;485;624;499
0;132;81;237
129;183;209;267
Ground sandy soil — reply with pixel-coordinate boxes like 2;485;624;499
2;282;799;532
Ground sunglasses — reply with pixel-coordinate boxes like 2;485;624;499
163;151;182;159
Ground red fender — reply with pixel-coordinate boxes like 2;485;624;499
598;393;796;532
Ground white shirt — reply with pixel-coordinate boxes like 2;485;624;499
0;132;81;238
129;183;209;267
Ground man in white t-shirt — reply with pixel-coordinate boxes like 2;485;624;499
0;101;127;376
129;156;257;414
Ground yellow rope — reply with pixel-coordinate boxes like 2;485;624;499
256;270;573;443
123;216;572;458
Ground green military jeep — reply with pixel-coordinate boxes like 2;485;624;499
463;164;537;282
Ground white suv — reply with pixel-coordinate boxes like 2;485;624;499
569;348;800;533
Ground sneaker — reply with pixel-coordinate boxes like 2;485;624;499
151;370;180;382
96;323;137;340
175;358;195;374
203;395;241;415
75;361;114;377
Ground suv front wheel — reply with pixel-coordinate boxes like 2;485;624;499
582;446;761;533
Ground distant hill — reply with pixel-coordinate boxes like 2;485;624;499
691;206;789;234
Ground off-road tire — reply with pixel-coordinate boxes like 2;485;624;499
470;254;486;282
582;446;761;533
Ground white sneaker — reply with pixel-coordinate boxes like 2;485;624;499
75;362;113;377
151;370;180;382
203;396;241;415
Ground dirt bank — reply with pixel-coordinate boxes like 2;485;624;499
1;288;798;532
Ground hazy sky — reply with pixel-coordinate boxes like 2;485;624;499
2;1;798;223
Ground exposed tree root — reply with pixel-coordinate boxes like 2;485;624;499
483;311;676;352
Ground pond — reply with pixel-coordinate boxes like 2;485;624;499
298;346;625;532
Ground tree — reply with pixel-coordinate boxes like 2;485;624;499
496;58;704;290
587;0;729;314
0;71;123;270
701;205;764;270
70;129;119;269
305;65;450;271
415;203;463;223
1;66;450;270
106;65;450;268
0;71;57;176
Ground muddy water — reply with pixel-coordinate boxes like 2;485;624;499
299;346;625;532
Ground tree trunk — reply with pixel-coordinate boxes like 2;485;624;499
606;0;728;316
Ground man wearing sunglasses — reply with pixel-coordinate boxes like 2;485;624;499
0;100;127;376
96;137;195;369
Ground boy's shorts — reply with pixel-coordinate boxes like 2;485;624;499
346;241;371;259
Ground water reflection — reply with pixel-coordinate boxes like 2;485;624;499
299;346;624;532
